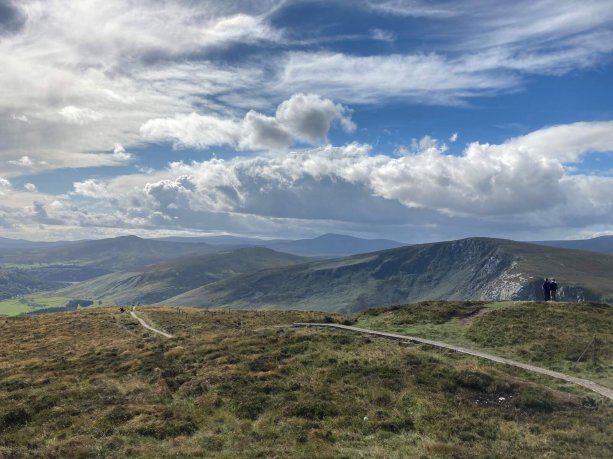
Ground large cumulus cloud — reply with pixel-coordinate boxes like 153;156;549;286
2;120;612;241
69;121;613;239
140;93;355;151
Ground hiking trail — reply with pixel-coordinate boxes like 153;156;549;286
293;322;613;401
130;307;173;338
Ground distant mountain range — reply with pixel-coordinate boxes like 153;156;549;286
157;233;406;257
531;235;613;253
57;247;310;305
0;235;219;274
0;237;75;250
2;234;613;315
160;238;613;312
264;234;405;257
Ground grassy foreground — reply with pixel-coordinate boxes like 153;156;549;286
355;301;613;386
0;306;612;458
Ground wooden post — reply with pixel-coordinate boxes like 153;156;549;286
575;337;595;368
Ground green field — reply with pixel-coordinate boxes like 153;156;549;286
0;298;31;315
0;294;74;316
0;260;87;270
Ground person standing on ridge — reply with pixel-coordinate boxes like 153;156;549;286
550;279;558;301
543;278;551;301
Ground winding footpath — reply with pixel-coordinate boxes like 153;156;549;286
130;308;174;338
294;323;613;401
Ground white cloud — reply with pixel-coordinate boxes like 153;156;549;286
275;1;613;104
1;0;611;180
275;93;355;143
10;114;29;123
72;121;613;237
8;156;34;167
140;93;355;150
0;178;11;193
449;132;458;142
72;179;110;198
140;112;243;149
112;144;132;161
24;183;37;192
239;111;292;151
0;0;283;174
277;52;519;105
370;28;395;42
364;0;455;18
1;121;611;241
58;106;104;125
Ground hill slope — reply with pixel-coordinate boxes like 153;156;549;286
1;306;611;457
0;269;64;301
58;247;311;305
162;238;613;312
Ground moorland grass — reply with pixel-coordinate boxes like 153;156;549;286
0;306;612;458
356;300;613;385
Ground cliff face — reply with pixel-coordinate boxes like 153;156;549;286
479;262;529;300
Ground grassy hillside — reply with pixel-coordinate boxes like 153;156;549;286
1;307;611;458
355;301;613;387
162;238;613;312
57;248;311;306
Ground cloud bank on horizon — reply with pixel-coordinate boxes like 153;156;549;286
1;0;612;242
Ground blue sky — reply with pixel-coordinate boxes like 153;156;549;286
1;0;612;242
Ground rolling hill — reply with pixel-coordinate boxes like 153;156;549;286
0;235;221;278
0;237;75;250
161;238;613;312
57;247;311;305
532;235;613;253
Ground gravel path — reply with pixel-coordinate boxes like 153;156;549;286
131;308;173;338
294;322;613;401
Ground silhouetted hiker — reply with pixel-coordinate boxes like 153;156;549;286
543;278;551;301
550;279;558;301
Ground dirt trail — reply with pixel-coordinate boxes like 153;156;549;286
294;322;613;401
130;308;173;338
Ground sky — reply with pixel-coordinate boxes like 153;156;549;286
1;0;613;243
